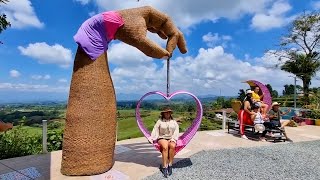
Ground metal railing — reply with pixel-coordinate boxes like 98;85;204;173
42;120;47;154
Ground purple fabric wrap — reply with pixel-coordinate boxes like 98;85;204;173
74;14;108;60
73;11;124;60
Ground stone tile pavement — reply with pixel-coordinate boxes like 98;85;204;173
1;125;320;180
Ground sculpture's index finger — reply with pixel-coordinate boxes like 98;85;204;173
177;31;187;54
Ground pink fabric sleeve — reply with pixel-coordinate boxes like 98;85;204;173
102;11;124;41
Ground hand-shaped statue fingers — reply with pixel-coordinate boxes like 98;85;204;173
115;6;187;59
144;6;187;55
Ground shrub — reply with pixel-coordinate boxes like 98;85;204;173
47;121;64;130
47;130;63;151
0;126;42;160
0;125;64;160
309;110;320;119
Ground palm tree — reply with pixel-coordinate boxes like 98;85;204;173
281;52;320;104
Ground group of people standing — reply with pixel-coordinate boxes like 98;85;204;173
238;86;293;141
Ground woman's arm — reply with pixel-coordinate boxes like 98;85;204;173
281;108;291;116
244;101;254;115
171;121;179;143
251;113;257;121
150;120;161;141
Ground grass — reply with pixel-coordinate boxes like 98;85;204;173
117;109;160;141
19;126;42;135
116;109;198;140
17;109;218;142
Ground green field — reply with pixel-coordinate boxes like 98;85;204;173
116;109;195;140
19;126;42;135
16;109;198;141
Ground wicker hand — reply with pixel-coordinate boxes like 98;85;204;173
115;6;187;59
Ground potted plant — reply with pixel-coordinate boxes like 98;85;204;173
310;110;320;126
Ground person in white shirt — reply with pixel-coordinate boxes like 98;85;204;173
149;107;179;177
251;103;273;141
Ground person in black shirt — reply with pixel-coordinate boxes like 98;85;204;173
268;102;293;142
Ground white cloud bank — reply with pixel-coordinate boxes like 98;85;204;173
18;42;73;68
0;0;44;29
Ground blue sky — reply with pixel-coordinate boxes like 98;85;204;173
0;0;320;103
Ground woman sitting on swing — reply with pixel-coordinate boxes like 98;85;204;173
148;107;179;178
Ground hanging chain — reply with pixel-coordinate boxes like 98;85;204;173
166;57;170;97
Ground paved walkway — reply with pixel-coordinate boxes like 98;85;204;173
1;125;320;180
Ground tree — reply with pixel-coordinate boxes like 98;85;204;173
271;12;320;104
283;84;295;95
212;97;223;110
266;84;279;98
281;53;320;102
0;0;10;44
237;89;245;101
0;0;10;32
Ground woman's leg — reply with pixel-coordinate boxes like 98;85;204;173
168;141;176;166
158;139;169;168
262;122;273;137
238;110;245;135
280;120;291;128
240;111;253;139
260;103;268;116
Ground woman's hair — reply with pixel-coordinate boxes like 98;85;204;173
160;112;173;120
253;86;259;90
244;94;253;106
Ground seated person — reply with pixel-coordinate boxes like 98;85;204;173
251;103;274;141
268;102;293;142
149;107;179;177
252;86;269;117
238;90;255;140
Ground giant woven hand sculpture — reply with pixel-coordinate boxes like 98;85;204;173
61;6;187;176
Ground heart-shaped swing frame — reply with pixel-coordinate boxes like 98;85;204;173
135;90;203;154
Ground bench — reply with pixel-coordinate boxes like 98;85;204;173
227;120;286;142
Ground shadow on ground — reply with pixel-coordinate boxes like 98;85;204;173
116;142;193;168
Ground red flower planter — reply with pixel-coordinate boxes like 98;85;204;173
305;118;315;125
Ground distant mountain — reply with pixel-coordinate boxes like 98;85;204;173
0;91;235;104
0;91;68;104
116;93;144;101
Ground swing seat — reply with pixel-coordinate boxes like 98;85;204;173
136;91;203;155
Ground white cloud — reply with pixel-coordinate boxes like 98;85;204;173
31;74;51;80
10;70;21;78
0;0;44;29
202;32;232;48
74;0;91;5
90;0;271;31
251;0;295;31
88;11;96;17
311;1;320;10
43;75;51;80
18;42;73;68
58;79;68;83
107;42;315;96
0;83;68;92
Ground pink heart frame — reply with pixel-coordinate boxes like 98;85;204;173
135;91;203;154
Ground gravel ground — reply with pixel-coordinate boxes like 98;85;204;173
144;140;320;180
